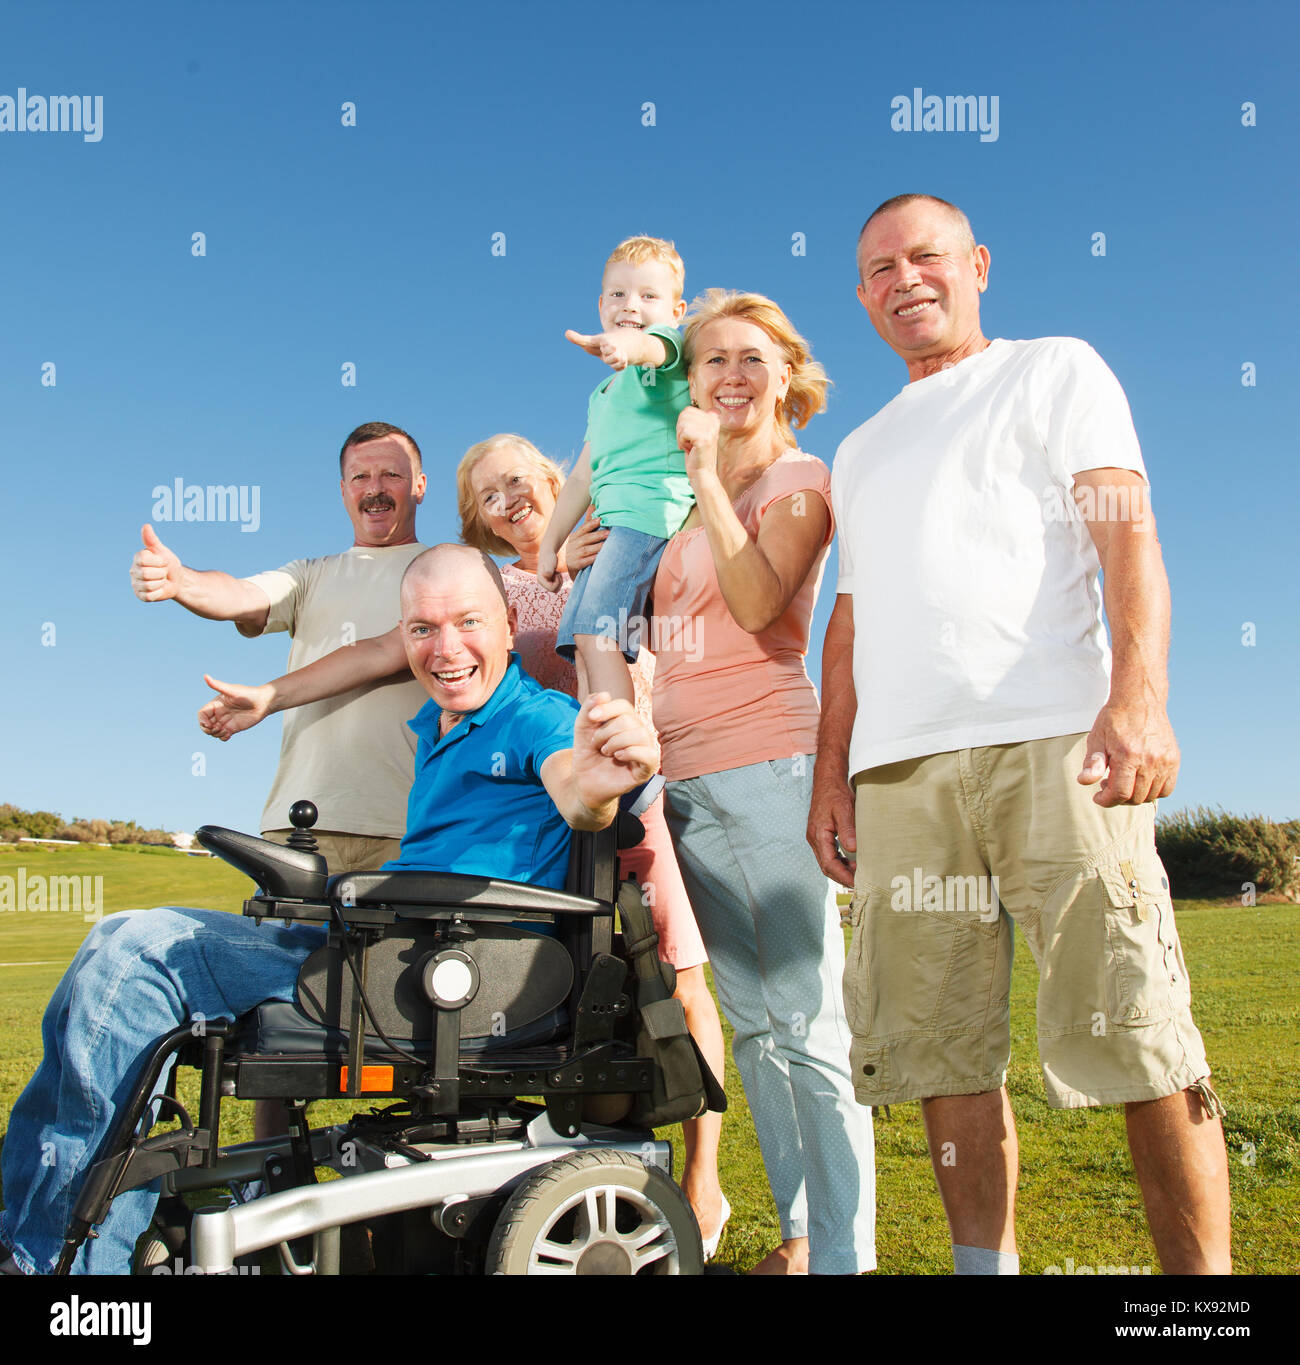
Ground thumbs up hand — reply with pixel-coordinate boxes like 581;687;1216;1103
130;523;183;602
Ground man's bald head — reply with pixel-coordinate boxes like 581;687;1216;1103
400;543;509;612
399;544;517;724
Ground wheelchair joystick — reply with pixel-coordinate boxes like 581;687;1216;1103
286;800;319;854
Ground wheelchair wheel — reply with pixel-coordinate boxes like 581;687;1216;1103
485;1148;702;1275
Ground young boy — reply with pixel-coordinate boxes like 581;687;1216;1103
537;236;695;705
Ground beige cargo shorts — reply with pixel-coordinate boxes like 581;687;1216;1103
842;733;1214;1109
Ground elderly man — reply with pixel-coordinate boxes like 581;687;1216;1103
808;194;1230;1275
0;544;658;1274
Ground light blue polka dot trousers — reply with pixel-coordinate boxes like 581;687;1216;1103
665;757;877;1274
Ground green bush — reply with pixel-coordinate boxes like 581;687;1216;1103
1156;806;1300;902
0;803;174;848
0;804;63;841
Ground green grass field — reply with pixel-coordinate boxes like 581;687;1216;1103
2;842;1296;1274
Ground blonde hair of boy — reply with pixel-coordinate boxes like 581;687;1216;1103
457;434;566;557
603;235;686;301
683;289;831;448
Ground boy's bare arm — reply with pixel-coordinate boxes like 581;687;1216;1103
538;446;594;589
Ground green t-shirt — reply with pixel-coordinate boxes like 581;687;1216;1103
583;324;696;540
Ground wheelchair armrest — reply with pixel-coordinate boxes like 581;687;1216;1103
196;825;328;900
325;870;606;917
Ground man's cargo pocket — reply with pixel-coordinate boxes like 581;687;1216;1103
849;1035;893;1102
1096;855;1177;1027
840;889;871;1039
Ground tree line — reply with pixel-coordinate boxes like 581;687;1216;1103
0;803;175;847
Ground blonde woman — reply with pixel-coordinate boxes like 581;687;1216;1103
634;291;876;1275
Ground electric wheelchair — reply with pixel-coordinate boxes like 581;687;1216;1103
54;801;725;1276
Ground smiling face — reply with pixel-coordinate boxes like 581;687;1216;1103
468;445;559;557
688;317;792;442
597;258;687;337
340;435;427;547
400;552;517;723
856;200;990;378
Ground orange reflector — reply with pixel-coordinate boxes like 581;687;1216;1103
340;1065;394;1092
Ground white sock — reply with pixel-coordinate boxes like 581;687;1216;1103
952;1243;1019;1275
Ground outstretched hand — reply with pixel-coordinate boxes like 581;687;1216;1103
198;674;275;742
571;693;660;814
565;328;636;371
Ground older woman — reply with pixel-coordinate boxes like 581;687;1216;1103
634;290;876;1275
198;435;730;1255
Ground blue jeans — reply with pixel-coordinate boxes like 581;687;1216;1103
0;906;324;1274
665;758;877;1275
556;524;666;663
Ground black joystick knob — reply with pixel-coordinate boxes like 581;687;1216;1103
286;800;319;853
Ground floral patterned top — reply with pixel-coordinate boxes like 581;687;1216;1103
500;561;656;733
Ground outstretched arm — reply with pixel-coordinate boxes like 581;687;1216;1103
565;328;669;372
198;626;408;740
539;694;660;830
130;524;270;634
1074;468;1178;805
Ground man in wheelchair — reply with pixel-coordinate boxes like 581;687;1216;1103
2;545;712;1275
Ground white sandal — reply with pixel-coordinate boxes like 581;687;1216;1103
701;1194;731;1261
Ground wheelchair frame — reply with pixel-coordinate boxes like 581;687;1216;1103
54;808;713;1276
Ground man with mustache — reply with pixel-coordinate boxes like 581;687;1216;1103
131;421;428;874
131;422;428;1143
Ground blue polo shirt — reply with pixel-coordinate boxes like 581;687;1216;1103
382;654;580;889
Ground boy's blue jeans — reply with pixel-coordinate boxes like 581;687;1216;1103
0;906;324;1274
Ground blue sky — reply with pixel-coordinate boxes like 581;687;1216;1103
2;0;1296;834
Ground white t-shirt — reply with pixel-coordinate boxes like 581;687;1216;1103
832;337;1146;777
244;544;428;836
